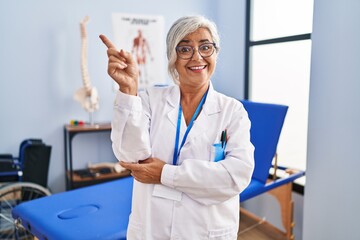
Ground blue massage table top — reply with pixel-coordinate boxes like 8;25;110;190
12;176;133;240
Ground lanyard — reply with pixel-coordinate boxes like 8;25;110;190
172;89;209;165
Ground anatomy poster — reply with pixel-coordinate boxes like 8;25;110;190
112;13;166;90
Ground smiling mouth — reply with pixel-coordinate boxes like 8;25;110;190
188;65;207;70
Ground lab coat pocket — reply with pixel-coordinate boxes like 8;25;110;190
211;143;226;162
208;225;238;240
152;184;182;201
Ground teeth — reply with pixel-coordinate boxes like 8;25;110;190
189;66;206;70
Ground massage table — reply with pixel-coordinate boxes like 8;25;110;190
12;176;133;240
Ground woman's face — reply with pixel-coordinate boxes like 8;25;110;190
175;28;217;88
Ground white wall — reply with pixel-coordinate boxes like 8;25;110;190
0;0;246;193
303;0;360;239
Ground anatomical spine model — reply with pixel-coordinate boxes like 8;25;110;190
74;16;99;116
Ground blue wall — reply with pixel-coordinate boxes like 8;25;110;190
0;0;246;192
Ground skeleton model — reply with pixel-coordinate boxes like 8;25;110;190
74;16;99;121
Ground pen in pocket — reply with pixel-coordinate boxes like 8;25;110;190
221;129;227;147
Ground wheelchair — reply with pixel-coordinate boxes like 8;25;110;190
0;139;51;239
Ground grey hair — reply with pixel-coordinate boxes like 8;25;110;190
166;15;220;84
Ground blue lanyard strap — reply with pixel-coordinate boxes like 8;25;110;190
172;89;209;165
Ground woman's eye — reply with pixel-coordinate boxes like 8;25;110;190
180;47;191;53
200;45;211;51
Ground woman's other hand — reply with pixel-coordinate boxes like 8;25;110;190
120;158;166;184
99;34;139;95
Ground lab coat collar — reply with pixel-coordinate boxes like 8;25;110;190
203;83;222;116
187;83;222;147
166;86;181;128
166;81;222;136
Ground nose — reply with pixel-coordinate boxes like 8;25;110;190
191;48;203;60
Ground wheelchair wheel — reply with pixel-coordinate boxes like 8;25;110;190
0;182;51;240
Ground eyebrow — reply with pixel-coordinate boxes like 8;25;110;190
178;39;211;44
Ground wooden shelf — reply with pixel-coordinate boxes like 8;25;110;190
70;169;130;182
64;123;111;133
64;122;117;190
67;169;131;189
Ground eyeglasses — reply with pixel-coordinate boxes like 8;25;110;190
176;43;217;60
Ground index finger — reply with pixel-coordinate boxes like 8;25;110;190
99;34;117;49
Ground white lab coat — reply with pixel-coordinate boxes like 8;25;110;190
111;83;254;240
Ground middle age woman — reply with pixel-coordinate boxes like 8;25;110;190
100;15;254;240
